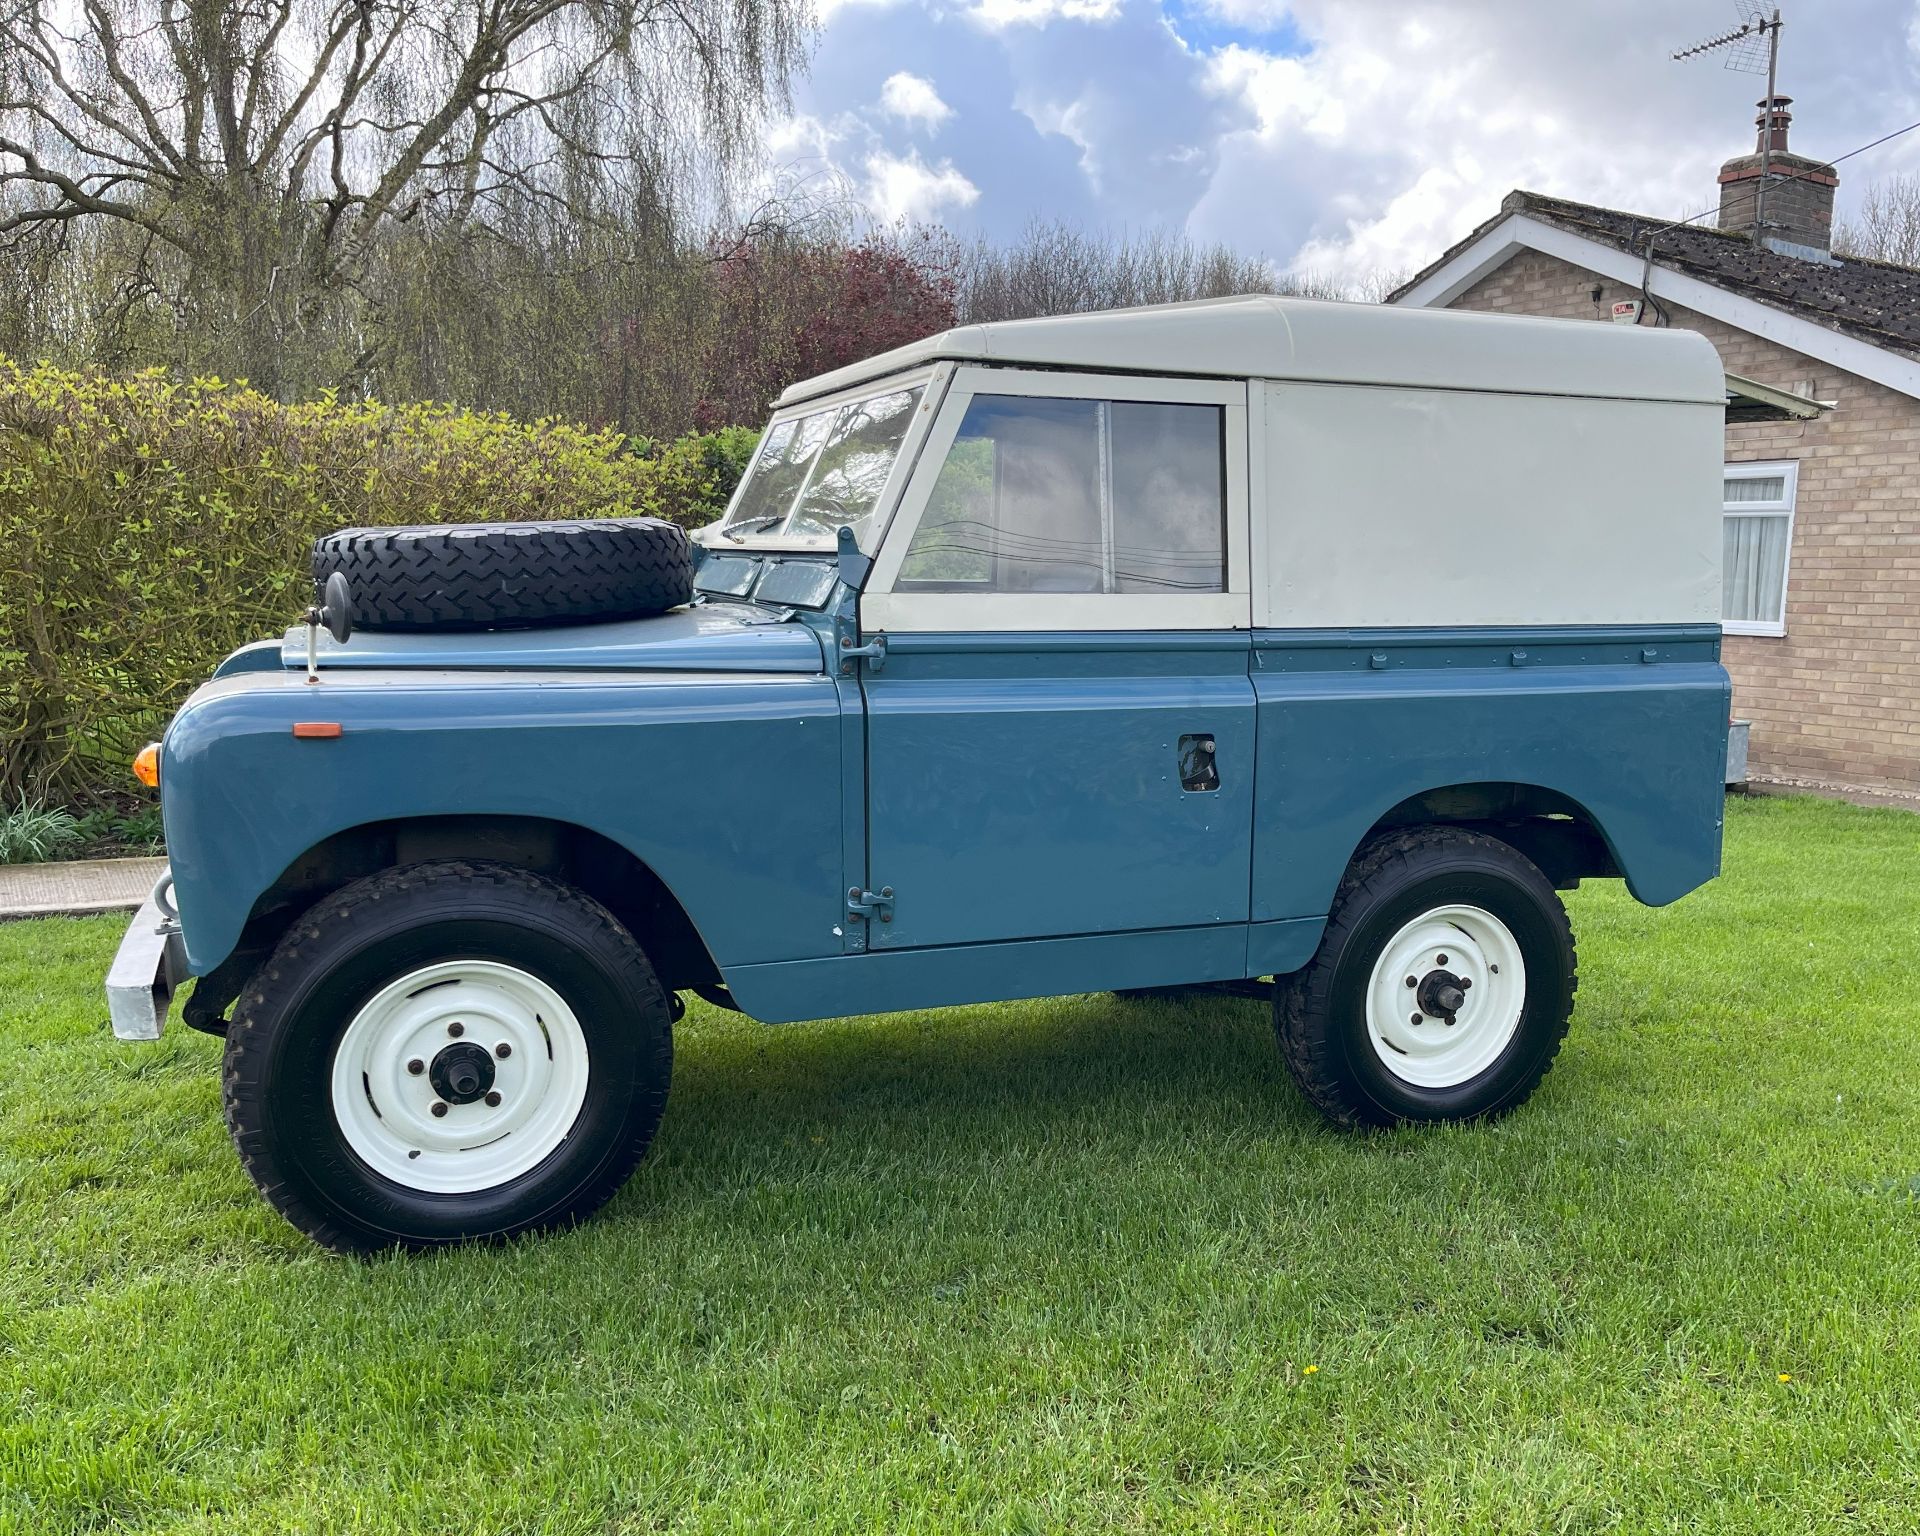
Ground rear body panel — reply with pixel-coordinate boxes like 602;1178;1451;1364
1249;624;1730;919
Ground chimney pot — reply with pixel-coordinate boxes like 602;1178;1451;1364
1756;95;1792;153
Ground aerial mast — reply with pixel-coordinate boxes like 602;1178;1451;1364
1673;5;1785;241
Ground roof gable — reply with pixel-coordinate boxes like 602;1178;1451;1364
1391;192;1920;401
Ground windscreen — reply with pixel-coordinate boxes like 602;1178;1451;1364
717;385;923;548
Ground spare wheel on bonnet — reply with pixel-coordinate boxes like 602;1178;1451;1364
311;518;693;631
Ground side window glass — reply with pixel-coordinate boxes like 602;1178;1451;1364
898;393;1225;594
1110;402;1226;593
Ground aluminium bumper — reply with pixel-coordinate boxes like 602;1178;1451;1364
106;868;188;1041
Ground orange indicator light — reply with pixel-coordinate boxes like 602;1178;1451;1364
132;743;161;787
292;722;343;739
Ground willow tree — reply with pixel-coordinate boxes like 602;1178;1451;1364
0;0;811;393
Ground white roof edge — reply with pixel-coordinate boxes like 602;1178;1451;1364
773;291;1727;410
1391;212;1920;403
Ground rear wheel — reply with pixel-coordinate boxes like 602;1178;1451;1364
1276;828;1575;1128
223;860;672;1252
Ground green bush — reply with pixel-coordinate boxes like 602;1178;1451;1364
0;799;81;863
0;360;749;802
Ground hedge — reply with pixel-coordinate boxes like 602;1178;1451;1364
0;360;756;802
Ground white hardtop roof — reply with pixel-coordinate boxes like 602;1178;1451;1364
774;293;1726;409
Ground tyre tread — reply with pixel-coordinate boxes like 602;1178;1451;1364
1275;826;1577;1129
311;519;693;632
222;859;671;1253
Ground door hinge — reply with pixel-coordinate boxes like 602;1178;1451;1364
846;885;895;924
838;631;887;675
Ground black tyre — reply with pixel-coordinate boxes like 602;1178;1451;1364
223;860;673;1253
312;518;692;632
1275;827;1576;1129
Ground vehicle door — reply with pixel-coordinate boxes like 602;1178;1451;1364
853;367;1256;951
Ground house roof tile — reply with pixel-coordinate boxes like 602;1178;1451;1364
1396;190;1920;360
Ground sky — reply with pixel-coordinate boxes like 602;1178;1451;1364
764;0;1920;285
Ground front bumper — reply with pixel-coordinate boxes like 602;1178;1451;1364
106;868;188;1040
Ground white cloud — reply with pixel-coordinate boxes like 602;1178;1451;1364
969;0;1122;31
879;72;954;130
816;0;903;22
863;150;982;222
1022;96;1101;190
764;113;840;163
784;0;1920;273
1185;0;1920;284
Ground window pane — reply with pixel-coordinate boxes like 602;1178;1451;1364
901;396;1103;592
724;410;834;533
1110;402;1225;593
1723;513;1790;625
898;394;1226;595
1724;475;1787;503
788;388;923;539
898;435;997;586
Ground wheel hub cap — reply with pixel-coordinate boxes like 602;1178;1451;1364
429;1040;496;1105
1415;969;1468;1024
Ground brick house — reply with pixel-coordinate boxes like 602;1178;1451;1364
1390;99;1920;800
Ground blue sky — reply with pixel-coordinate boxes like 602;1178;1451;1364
765;0;1920;283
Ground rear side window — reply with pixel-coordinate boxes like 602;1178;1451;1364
898;394;1225;594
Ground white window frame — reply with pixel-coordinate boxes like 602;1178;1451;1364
863;367;1251;633
1721;459;1798;638
693;363;954;554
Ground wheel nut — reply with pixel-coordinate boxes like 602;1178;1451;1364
485;1090;503;1108
406;1058;425;1075
430;1101;449;1118
1436;953;1449;965
495;1042;511;1059
1460;977;1472;990
1410;1012;1423;1026
1404;975;1417;988
447;1021;465;1038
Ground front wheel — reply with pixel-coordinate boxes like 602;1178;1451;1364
1275;828;1576;1128
223;860;673;1252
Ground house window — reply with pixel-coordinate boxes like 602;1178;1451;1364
897;395;1227;594
1722;460;1797;636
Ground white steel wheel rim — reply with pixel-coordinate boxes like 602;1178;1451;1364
330;960;590;1195
1363;904;1527;1089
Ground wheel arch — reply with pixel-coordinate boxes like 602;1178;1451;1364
1356;780;1624;892
193;815;721;1025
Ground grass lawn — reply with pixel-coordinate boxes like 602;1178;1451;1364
3;794;1919;1534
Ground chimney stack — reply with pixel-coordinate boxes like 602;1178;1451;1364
1717;96;1839;260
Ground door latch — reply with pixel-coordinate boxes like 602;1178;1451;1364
847;885;895;923
838;631;887;675
1178;734;1219;793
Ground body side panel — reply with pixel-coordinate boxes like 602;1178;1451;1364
1257;381;1723;631
1249;625;1731;920
721;920;1260;1024
162;668;846;977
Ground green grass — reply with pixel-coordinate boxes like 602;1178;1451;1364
3;794;1919;1533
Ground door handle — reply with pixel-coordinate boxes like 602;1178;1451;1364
1178;734;1219;793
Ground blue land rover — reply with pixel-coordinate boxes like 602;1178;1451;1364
108;296;1732;1251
